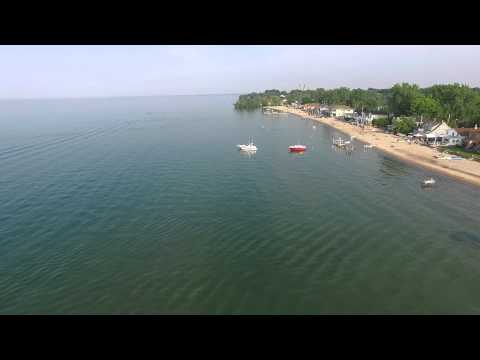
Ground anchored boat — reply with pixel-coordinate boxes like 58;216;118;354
333;137;346;147
438;155;464;160
289;145;307;152
237;138;258;152
422;178;436;187
332;136;355;152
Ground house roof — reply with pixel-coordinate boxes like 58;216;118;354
456;128;480;135
427;121;455;136
430;121;450;131
457;128;480;141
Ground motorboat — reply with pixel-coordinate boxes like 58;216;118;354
289;145;307;152
237;138;258;152
364;144;375;149
438;155;464;160
422;178;436;187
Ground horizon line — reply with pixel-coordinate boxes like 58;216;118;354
0;93;242;101
2;82;479;101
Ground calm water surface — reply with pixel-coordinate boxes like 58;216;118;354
1;95;479;314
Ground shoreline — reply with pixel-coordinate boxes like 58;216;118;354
266;106;480;188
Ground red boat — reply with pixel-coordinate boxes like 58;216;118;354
288;145;307;152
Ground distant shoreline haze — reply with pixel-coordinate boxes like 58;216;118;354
0;93;242;102
2;45;480;99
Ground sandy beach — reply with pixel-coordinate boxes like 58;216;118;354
268;106;480;187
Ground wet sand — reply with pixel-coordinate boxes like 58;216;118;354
268;106;480;187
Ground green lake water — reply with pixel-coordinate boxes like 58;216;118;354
0;95;479;314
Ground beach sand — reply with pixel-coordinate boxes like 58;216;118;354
268;106;480;187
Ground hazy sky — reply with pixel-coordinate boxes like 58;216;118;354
1;45;480;99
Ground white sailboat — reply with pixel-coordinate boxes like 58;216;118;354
237;138;258;152
333;137;347;147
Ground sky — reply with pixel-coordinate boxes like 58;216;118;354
1;45;480;99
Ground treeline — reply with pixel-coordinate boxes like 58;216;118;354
234;83;480;128
234;90;285;110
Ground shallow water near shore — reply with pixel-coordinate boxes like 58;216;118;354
1;95;480;314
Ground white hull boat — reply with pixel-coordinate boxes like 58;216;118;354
422;178;436;187
438;155;464;160
237;139;258;152
333;137;346;147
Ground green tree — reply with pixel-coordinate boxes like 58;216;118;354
393;117;416;135
350;89;384;112
372;117;390;128
234;84;480;125
388;83;422;116
426;84;480;127
264;89;281;96
301;96;315;104
411;95;443;119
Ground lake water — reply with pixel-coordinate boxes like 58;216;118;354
1;95;480;314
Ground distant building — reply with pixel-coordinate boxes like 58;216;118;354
291;101;300;109
363;113;387;124
370;113;387;121
349;112;386;125
302;103;329;117
456;127;480;151
329;105;354;118
424;121;463;146
302;103;321;111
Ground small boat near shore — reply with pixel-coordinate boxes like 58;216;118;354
438;155;464;161
364;144;375;149
422;178;436;187
289;145;307;152
333;137;347;147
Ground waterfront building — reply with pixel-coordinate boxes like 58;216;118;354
424;121;463;146
329;105;354;118
456;127;480;151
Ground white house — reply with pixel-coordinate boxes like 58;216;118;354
290;101;300;109
329;105;354;118
353;113;387;125
362;113;387;124
370;114;387;121
424;121;463;146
